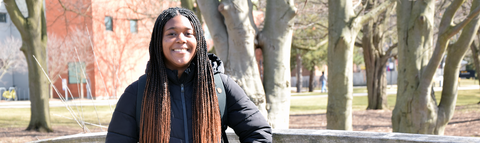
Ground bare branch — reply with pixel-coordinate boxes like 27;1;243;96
292;38;327;50
354;0;395;31
447;1;480;38
0;37;26;81
355;41;363;47
385;43;397;55
3;0;27;34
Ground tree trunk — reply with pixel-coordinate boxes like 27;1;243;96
4;0;53;132
258;0;296;129
296;52;302;93
470;36;480;87
181;0;194;10
181;0;203;24
435;0;480;134
363;26;389;109
309;69;315;92
198;0;267;116
327;0;395;130
393;0;480;134
362;1;390;110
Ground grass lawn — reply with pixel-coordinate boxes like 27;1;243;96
0;106;114;130
291;89;480;114
291;78;480;114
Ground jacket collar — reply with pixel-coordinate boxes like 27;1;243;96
166;61;196;85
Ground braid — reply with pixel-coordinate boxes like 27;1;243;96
139;7;221;143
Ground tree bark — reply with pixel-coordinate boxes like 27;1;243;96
4;0;52;132
436;0;480;134
309;69;315;92
362;1;391;110
393;0;480;134
198;0;267;116
296;52;302;93
470;36;480;87
258;0;296;129
327;0;395;130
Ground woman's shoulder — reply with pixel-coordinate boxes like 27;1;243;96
116;76;142;106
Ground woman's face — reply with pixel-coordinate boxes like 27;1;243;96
162;15;197;71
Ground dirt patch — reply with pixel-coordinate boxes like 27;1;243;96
0;126;102;143
290;105;480;137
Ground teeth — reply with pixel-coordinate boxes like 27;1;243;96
173;49;187;52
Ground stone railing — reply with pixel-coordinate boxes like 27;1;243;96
34;129;480;143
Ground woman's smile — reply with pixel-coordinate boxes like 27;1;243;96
162;15;197;72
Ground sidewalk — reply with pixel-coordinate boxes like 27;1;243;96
0;98;119;109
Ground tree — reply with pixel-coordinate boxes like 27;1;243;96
47;28;95;99
392;0;480;135
358;0;397;110
470;33;480;88
326;0;395;130
254;0;296;129
303;47;327;92
197;0;268;118
290;0;328;93
0;37;26;81
4;0;53;132
198;0;296;129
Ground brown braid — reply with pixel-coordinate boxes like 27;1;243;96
139;7;221;143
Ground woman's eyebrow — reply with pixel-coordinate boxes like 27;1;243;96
165;26;193;31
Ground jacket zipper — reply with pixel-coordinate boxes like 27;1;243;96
181;84;189;143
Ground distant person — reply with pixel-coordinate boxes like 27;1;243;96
105;7;271;143
319;71;327;93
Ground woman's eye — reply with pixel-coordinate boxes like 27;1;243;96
185;32;193;36
167;32;176;36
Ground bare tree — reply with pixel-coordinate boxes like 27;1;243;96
0;37;26;81
197;0;268;120
291;0;328;93
359;0;397;110
393;0;480;135
197;0;296;128
4;0;52;132
326;0;395;130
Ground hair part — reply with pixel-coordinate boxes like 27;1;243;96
139;7;221;143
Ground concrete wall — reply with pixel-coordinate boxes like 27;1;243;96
34;129;480;143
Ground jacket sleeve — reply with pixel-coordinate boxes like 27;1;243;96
220;74;272;143
106;81;139;143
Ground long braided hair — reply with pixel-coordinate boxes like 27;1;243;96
139;7;221;143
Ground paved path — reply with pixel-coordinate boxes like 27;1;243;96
291;85;480;99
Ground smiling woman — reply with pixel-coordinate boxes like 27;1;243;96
162;15;197;77
105;7;272;143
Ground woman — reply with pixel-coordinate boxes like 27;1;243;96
106;7;272;143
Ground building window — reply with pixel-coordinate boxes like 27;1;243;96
130;20;138;33
105;16;113;31
68;62;86;84
0;13;7;23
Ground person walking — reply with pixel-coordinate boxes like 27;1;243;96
319;71;327;93
106;7;272;143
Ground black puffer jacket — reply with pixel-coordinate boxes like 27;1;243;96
106;54;272;143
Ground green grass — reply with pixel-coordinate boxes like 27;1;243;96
0;106;114;130
291;78;480;114
291;90;480;115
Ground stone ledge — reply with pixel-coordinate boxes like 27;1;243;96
34;129;480;143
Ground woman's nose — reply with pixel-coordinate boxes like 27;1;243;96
176;33;187;43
